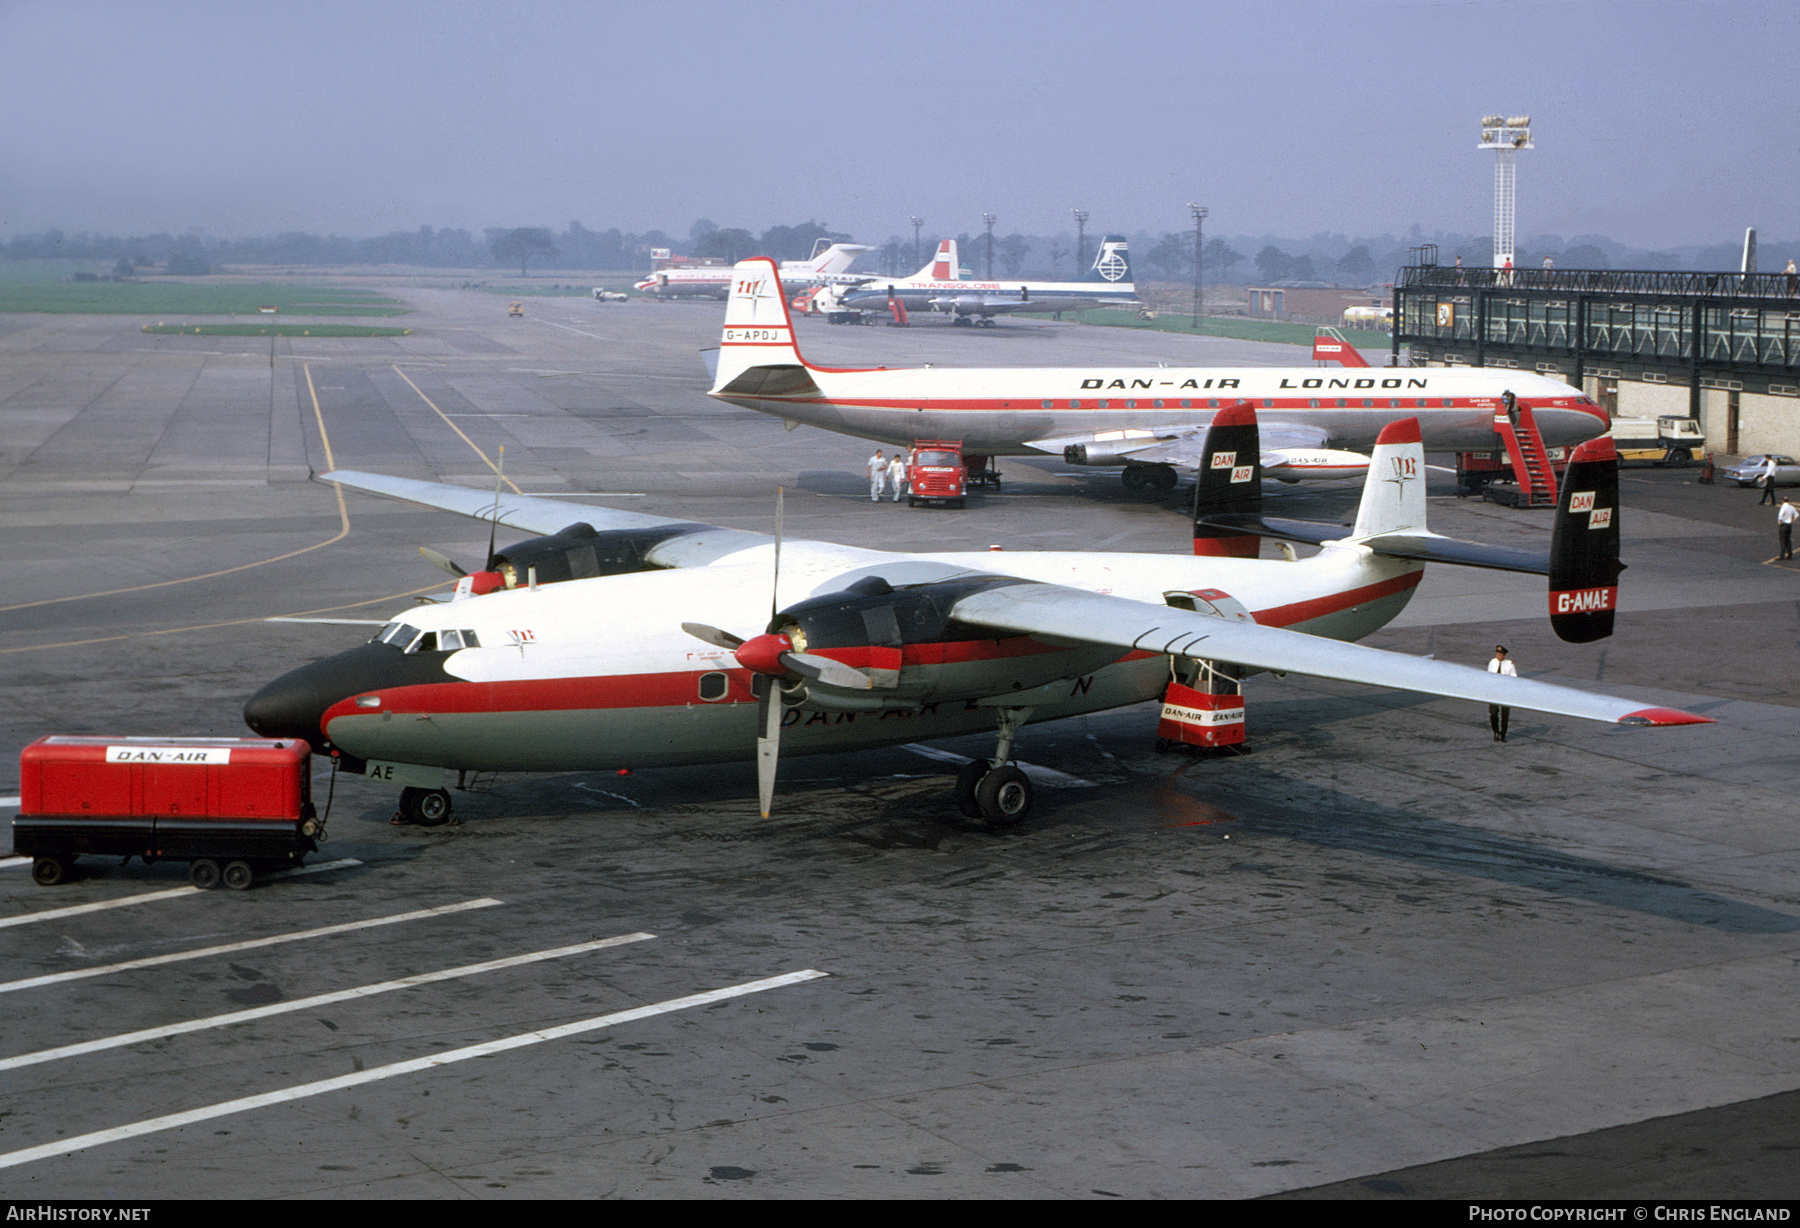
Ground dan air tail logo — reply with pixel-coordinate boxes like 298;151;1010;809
1095;243;1129;282
1210;451;1237;469
1569;491;1596;512
1231;465;1255;483
1588;507;1613;530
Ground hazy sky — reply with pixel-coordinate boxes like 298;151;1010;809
3;0;1794;249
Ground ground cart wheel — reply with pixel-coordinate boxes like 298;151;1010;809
190;859;221;889
222;860;254;891
975;764;1032;827
31;857;70;887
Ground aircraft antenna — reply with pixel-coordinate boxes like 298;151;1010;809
485;445;505;568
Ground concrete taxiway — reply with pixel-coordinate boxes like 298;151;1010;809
0;291;1796;1199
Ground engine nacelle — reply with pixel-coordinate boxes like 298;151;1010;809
1062;430;1158;466
773;575;1119;706
491;522;700;589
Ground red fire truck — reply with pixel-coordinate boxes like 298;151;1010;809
905;440;969;508
14;736;320;889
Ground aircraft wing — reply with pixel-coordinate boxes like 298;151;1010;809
949;582;1705;726
1028;420;1333;468
321;469;690;538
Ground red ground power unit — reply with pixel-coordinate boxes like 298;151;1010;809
15;736;319;889
1156;681;1246;749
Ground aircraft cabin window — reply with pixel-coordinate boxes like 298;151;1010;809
1097;400;1109;408
405;630;436;654
1069;400;1081;408
1153;399;1165;408
1041;400;1052;409
1442;398;1454;407
1125;400;1136;408
1263;399;1274;408
1362;399;1374;408
378;623;421;648
1208;399;1219;408
1180;399;1193;408
698;672;729;702
1335;398;1347;408
1309;399;1321;408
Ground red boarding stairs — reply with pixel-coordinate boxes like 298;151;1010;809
1493;401;1560;508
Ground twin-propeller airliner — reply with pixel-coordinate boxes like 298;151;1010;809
246;321;1704;828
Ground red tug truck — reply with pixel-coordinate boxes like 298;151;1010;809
14;736;320;889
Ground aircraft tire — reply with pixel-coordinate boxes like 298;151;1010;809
976;764;1032;828
223;860;254;891
191;859;221;890
407;788;453;827
1149;465;1178;491
1121;467;1148;489
954;759;992;818
31;857;69;887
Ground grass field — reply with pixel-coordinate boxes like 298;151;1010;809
0;280;409;316
141;323;413;337
1024;308;1391;349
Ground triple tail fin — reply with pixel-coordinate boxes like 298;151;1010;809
1548;436;1623;643
1350;418;1427;538
1190;402;1263;557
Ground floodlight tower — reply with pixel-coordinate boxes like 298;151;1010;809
1478;115;1532;269
1072;209;1089;273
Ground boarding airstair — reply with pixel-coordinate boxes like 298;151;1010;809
1491;399;1560;508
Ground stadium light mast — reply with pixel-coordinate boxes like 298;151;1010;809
1478;115;1532;269
982;213;997;278
1188;203;1208;329
1072;209;1089;274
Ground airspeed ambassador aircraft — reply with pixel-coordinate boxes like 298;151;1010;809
246;376;1706;829
709;258;1609;488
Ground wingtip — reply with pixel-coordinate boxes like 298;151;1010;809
1617;707;1715;727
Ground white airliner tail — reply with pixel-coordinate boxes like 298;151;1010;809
907;239;958;282
1351;418;1428;538
710;258;813;393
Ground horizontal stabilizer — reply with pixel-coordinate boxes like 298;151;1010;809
1197;514;1550;574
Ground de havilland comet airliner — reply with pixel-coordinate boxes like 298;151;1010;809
708;258;1610;488
246;365;1705;829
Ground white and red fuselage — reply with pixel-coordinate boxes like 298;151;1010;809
270;542;1421;775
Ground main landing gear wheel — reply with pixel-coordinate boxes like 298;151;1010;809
1148;464;1178;491
954;759;993;818
191;859;221;890
975;764;1032;827
1121;466;1149;489
399;786;453;827
31;857;71;887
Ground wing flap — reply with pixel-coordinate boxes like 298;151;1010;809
950;582;1706;726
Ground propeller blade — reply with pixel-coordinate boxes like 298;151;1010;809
680;622;746;650
418;547;468;578
755;677;782;818
782;652;875;690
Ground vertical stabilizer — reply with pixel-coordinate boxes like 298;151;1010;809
1351;418;1427;538
1191;402;1263;557
917;239;957;282
1548;436;1622;643
710;258;807;392
1081;235;1133;286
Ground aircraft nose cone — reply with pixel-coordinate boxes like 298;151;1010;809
244;643;456;752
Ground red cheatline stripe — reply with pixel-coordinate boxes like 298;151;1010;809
1252;571;1423;628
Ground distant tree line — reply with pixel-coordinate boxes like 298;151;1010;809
4;221;1792;283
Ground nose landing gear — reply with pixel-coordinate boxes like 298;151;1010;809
395;786;453;827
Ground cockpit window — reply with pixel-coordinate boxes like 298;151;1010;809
376;623;479;653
